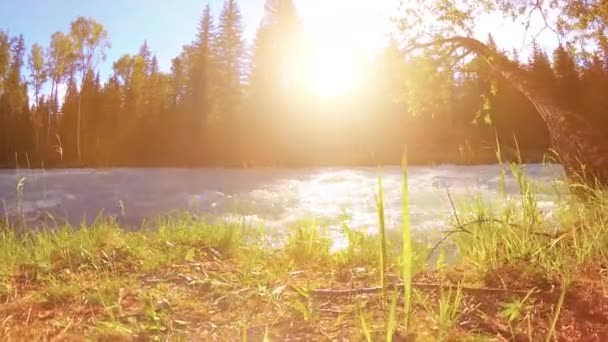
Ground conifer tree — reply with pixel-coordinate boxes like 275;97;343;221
581;54;608;129
529;43;556;84
553;44;581;111
59;75;79;161
185;4;217;163
248;0;305;162
215;0;245;114
214;0;246;162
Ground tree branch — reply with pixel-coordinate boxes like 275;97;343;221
403;37;493;58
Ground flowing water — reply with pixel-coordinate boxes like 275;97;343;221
0;164;565;244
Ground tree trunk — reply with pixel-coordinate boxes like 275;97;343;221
47;79;56;145
414;37;608;189
77;88;82;163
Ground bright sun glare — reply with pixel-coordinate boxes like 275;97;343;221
306;42;357;97
300;0;393;97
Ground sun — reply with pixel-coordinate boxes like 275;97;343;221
298;0;394;98
306;42;357;98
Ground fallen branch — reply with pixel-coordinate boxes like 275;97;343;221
306;283;556;299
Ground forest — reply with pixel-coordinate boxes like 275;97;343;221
1;0;608;168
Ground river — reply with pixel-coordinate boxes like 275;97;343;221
0;164;565;243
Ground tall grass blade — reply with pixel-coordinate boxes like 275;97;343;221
495;132;507;198
359;310;373;342
386;292;399;342
376;173;387;289
401;150;413;330
545;282;567;342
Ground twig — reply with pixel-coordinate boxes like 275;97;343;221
521;4;537;49
425;185;469;262
426;218;522;262
26;305;32;325
528;0;561;45
426;228;468;262
449;50;475;68
445;185;462;227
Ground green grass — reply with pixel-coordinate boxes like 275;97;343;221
0;163;607;340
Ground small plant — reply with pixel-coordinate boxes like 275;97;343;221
500;293;534;323
86;276;125;314
419;285;464;339
500;288;537;338
43;276;81;305
285;221;331;263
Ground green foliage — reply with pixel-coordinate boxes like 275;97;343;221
416;284;464;339
284;221;331;263
397;0;608;49
68;16;110;161
28;43;47;103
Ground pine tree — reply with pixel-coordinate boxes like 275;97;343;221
78;70;104;162
552;44;581;111
138;40;153;74
215;0;245;117
529;43;556;84
1;35;33;159
59;75;79;161
213;0;246;163
0;31;12;159
581;54;608;129
99;76;122;163
180;4;217;164
170;56;187;107
248;0;305;163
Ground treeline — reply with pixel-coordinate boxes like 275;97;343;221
1;0;607;168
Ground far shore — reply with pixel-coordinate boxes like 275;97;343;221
1;148;552;170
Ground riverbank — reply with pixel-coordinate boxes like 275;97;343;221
1;183;607;340
2;146;549;170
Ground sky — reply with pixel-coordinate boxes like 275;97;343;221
0;0;557;79
0;0;396;77
0;0;262;76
